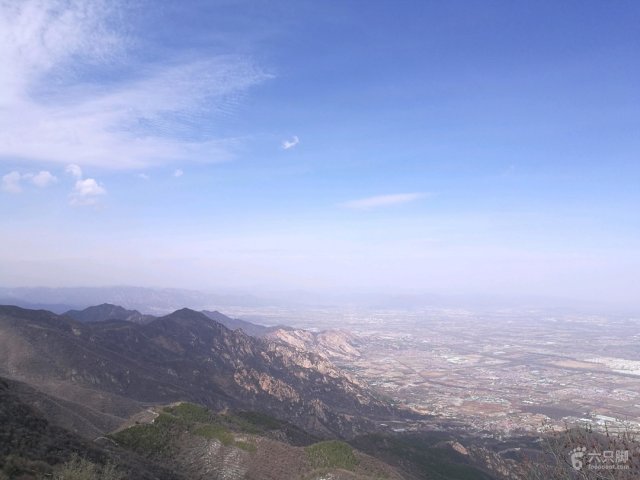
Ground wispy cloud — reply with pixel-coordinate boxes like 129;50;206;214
0;1;269;171
173;169;184;178
1;169;58;193
341;193;429;210
65;164;83;179
1;171;23;193
26;170;58;187
281;136;299;150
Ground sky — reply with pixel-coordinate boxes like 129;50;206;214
1;0;639;307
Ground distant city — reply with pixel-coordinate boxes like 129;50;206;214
220;305;640;436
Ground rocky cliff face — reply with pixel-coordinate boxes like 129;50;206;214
0;306;392;439
265;328;362;362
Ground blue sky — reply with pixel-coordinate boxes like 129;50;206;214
1;0;639;306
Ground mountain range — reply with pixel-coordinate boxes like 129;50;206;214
0;285;612;314
0;303;505;479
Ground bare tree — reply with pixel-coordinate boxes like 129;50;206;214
524;422;640;480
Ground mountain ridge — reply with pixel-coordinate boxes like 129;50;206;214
65;303;155;324
0;305;396;439
201;309;295;337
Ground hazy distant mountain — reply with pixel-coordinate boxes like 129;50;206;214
202;310;270;336
0;297;77;314
0;286;275;314
201;310;290;337
0;285;611;314
65;303;155;324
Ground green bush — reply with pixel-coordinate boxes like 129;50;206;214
191;424;234;445
53;455;96;480
305;441;358;470
99;461;124;480
1;455;51;478
234;440;257;453
111;403;278;458
52;455;123;480
163;403;212;423
110;422;172;454
231;411;283;432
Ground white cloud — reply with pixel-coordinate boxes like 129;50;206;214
1;171;23;193
173;169;184;177
30;170;57;187
65;164;83;179
70;178;106;206
1;169;57;192
281;136;299;150
74;178;106;196
63;163;106;205
342;193;428;210
0;1;269;170
137;173;149;180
